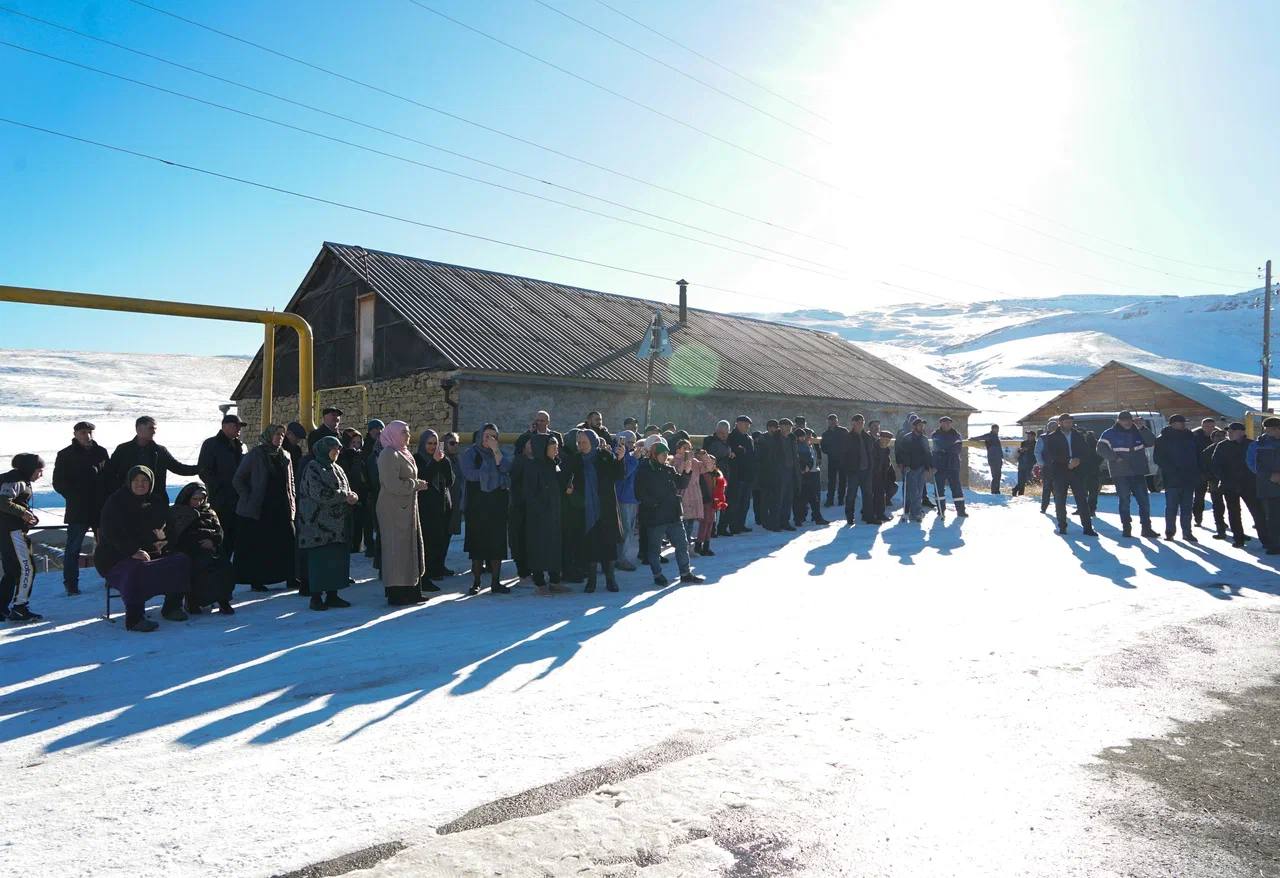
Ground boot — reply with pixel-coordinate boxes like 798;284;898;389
955;501;967;518
217;600;235;615
309;595;327;611
585;568;597;593
937;498;947;515
186;596;204;615
604;563;620;592
701;542;716;556
325;591;351;608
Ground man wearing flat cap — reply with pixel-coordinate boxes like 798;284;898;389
1212;421;1265;547
308;407;343;449
199;412;247;556
52;420;109;595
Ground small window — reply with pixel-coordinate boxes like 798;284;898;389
357;294;375;377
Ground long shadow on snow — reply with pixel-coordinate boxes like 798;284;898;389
1;532;773;753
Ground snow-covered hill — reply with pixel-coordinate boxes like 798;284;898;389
758;290;1269;426
0;349;250;514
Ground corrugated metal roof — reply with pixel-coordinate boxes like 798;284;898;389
1121;362;1248;418
320;242;973;410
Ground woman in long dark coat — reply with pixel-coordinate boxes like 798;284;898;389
168;482;235;615
338;427;368;553
231;424;296;591
562;430;625;592
459;423;512;596
95;465;191;632
524;434;571;595
414;429;455;588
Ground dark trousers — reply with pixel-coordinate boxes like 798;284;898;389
1114;475;1151;530
752;488;766;528
1223;492;1262;543
1051;470;1091;529
934;467;963;501
1165;484;1194;537
63;523;91;590
795;471;822;523
1013;462;1033;496
825;462;847;505
726;476;752;531
1207;487;1227;534
509;499;529;576
363;496;379;558
988;456;1003;493
844;468;873;521
1263;497;1280;550
646;521;691;576
213;500;238;558
767;475;795;529
1193;480;1209;525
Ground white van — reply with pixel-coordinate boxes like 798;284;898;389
1065;410;1168;491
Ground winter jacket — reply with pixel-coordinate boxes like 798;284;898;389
1153;427;1202;489
338;446;368;499
306;422;340;450
52;439;109;526
297;457;357;550
1212;437;1254;496
197;431;244;513
843;429;875;473
167;483;225;557
703;470;728;512
615;452;640;505
0;468;35;534
702;433;732;472
634;458;692;527
1247;435;1280;499
1034;433;1048;467
795;442;816;473
232;444;297;521
930;428;965;474
94;484;168;576
673;452;705;520
1190;426;1215;458
979;432;1003;462
109;439;200;500
820;426;848;464
727;429;757;487
1096;423;1156;479
894;431;932;470
1041;428;1089;476
1016;438;1036;471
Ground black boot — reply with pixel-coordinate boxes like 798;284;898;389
604;561;619;592
585;570;597;593
955;500;967;518
325;591;351;608
701;541;716;556
309;595;327;611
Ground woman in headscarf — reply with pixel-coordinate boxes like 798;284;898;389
414;428;455;588
300;435;361;610
562;429;626;592
95;465;191;632
232;424;297;592
168;482;235;615
523;433;571;595
459;423;512;595
376;420;428;605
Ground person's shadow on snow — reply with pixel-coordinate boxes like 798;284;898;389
878;513;926;566
924;511;965;556
803;523;878;575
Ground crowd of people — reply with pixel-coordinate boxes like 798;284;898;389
2;406;1279;630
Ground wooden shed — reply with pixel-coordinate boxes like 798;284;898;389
1018;360;1249;427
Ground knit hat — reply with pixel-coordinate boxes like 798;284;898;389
11;453;44;481
367;418;385;431
286;421;306;440
651;441;670;455
616;429;636;445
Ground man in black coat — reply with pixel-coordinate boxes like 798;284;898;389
1041;413;1097;536
198;413;246;556
820;414;848;508
52;421;109;595
1212;422;1263;547
724;416;755;534
109;415;200;501
762;419;799;531
1188;417;1217;527
307;407;342;449
842;414;876;526
979;425;1004;494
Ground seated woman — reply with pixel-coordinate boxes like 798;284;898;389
168;482;235;615
94;465;191;632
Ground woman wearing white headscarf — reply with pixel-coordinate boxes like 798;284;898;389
376;420;428;605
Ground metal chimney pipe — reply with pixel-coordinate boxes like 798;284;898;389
677;278;688;324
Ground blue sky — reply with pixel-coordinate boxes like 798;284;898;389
1;0;1277;355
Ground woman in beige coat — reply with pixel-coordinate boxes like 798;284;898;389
376;421;428;605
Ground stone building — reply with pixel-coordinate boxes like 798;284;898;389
231;243;974;441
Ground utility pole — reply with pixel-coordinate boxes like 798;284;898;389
1265;259;1273;412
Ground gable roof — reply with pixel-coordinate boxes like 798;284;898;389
1018;359;1247;423
318;243;971;410
1119;362;1248;418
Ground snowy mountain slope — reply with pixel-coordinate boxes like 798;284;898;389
0;349;250;514
760;290;1268;425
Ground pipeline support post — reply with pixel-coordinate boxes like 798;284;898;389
262;322;276;428
0;284;315;431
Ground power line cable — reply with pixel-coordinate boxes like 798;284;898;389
403;0;838;187
0;5;846;271
0;39;858;282
1;116;960;308
587;0;832;124
115;0;1250;295
528;0;829;143
119;0;849;250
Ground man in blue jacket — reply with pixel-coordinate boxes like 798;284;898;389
1246;416;1280;554
1097;411;1158;538
930;416;967;517
1153;414;1201;542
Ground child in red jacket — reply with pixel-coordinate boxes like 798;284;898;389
695;455;728;556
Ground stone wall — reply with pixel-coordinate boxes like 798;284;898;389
236;371;453;438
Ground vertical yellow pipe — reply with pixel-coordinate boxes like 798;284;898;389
262;322;275;428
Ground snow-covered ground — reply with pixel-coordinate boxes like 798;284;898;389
3;491;1278;877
